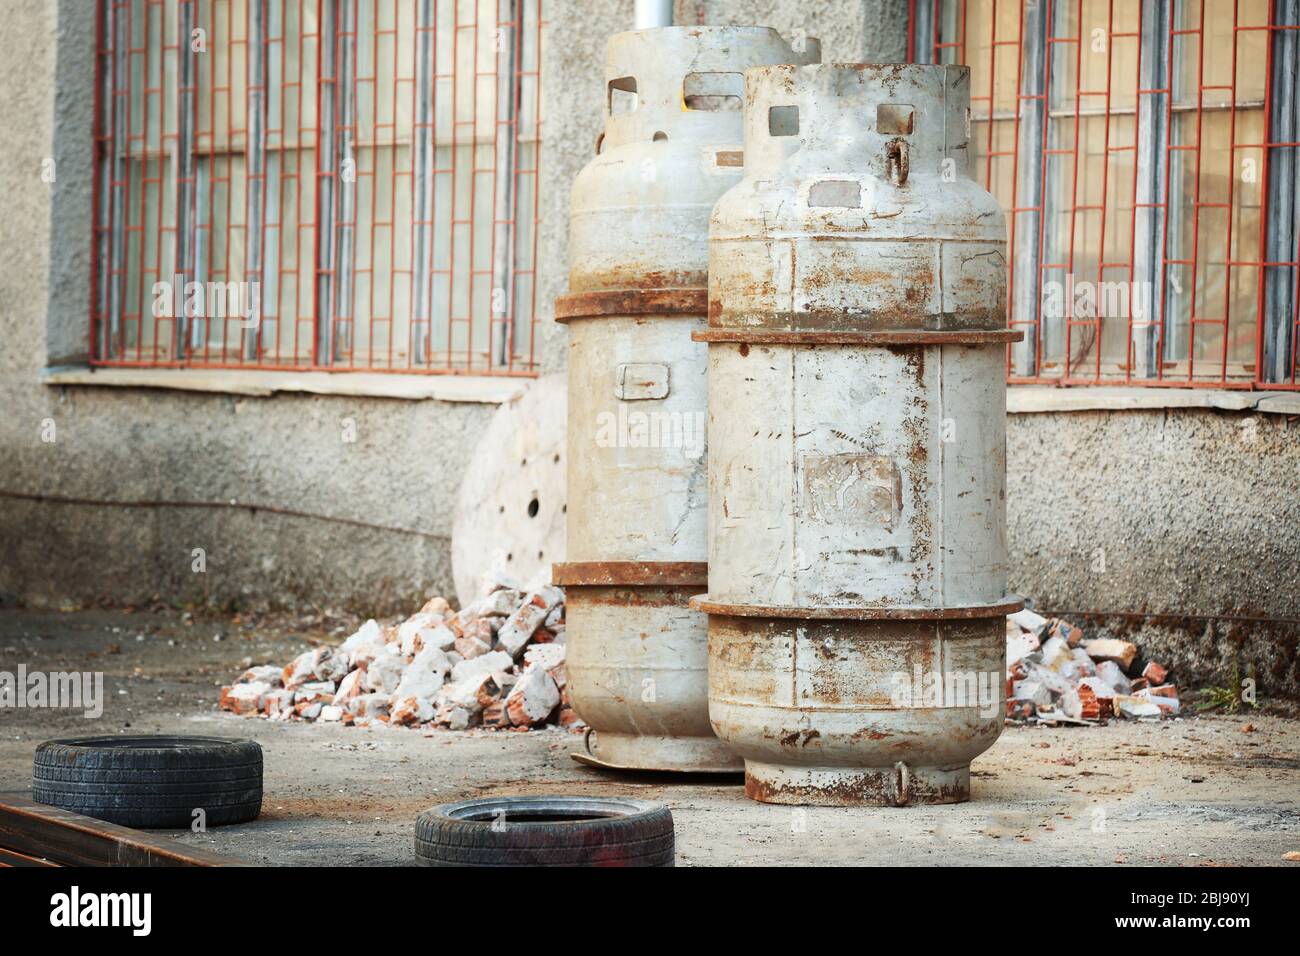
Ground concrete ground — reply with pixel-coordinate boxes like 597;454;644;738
1;608;1297;867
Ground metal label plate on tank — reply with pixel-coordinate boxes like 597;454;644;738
615;362;671;400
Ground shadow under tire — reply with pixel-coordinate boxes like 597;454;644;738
32;735;263;829
414;795;674;867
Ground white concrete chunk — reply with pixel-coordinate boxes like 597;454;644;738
450;650;513;684
398;612;442;657
420;624;458;653
1095;660;1132;695
339;619;385;653
392;653;448;701
1011;679;1051;707
1008;608;1048;635
238;664;283;686
478;588;522;616
294;680;338;704
332;669;365;707
363;653;406;695
220;681;270;715
390;695;435;725
347;693;391;718
496;602;549;658
505;664;560;726
523;643;565;671
314;649;351;683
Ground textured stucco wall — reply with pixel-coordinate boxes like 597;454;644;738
0;0;497;615
1008;409;1300;695
1;2;1296;695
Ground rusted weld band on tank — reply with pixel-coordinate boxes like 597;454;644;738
705;306;1013;333
689;595;1025;619
553;561;709;587
554;289;710;323
691;329;1024;346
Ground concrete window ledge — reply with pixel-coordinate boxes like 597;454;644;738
40;369;1299;414
40;365;528;404
1008;385;1300;416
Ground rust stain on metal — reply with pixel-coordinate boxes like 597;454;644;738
0;795;246;866
571;585;700;609
553;561;708;587
569;265;709;296
555;287;709;322
692;328;1022;344
742;770;969;807
779;728;821;748
691;597;1024;619
851;727;890;742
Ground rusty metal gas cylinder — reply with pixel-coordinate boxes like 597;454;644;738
553;26;820;773
693;63;1023;804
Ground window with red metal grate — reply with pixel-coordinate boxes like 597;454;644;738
909;0;1300;389
90;0;544;376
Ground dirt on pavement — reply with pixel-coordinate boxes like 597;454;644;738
1;608;1296;867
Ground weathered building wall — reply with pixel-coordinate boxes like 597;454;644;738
0;1;1295;695
0;0;496;615
1;1;901;616
1008;408;1300;695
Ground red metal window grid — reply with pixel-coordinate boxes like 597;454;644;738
910;0;1300;389
91;0;544;377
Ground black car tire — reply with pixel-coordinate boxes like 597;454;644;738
415;795;674;867
32;735;263;829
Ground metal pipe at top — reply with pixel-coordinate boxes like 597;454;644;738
634;0;673;29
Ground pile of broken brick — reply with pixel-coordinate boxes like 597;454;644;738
220;590;1176;732
219;584;579;732
1006;609;1177;724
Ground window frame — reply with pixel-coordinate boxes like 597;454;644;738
89;0;543;378
909;0;1300;390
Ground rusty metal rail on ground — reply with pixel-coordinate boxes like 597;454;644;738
0;795;244;867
